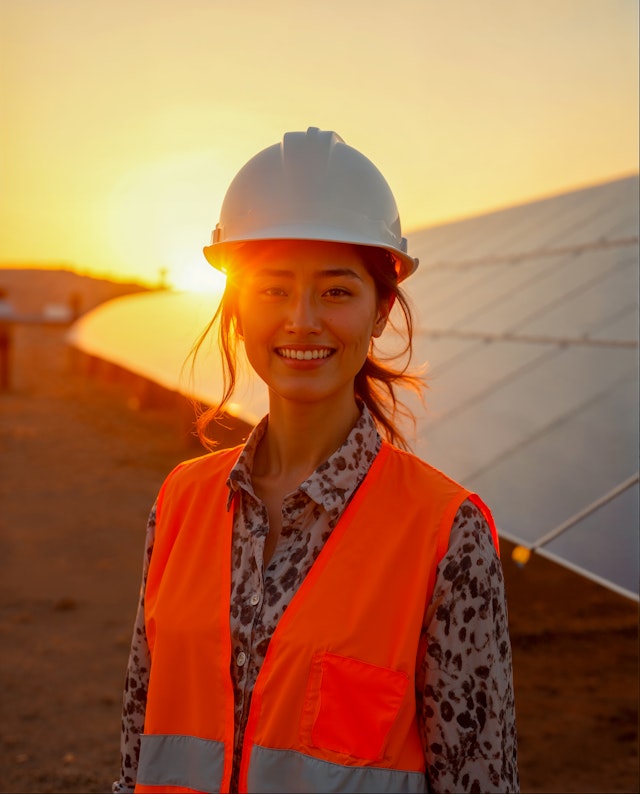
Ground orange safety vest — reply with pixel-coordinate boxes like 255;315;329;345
135;440;498;794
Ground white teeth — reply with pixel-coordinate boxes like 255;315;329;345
278;348;332;360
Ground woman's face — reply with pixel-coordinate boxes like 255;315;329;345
235;240;390;412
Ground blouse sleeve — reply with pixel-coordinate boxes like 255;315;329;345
417;499;519;793
113;503;157;794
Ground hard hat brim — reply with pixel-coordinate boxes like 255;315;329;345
203;226;418;282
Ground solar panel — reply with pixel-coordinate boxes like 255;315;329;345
406;175;639;598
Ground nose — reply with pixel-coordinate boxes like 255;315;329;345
284;291;322;334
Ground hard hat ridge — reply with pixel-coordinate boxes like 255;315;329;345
204;127;418;280
281;127;344;189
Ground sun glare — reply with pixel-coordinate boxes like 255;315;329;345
104;150;233;287
168;256;227;294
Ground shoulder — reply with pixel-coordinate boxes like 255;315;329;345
153;445;244;532
380;442;467;494
168;444;243;480
157;444;243;503
381;446;499;557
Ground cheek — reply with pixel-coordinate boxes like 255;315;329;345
239;320;264;357
239;330;267;379
237;311;279;371
236;300;265;340
341;320;377;359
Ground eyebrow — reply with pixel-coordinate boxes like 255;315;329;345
253;267;364;281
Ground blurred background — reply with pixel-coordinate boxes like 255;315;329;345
0;1;638;792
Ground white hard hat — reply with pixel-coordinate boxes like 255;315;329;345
203;127;418;281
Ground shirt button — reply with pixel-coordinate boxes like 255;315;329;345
249;593;260;606
236;651;247;667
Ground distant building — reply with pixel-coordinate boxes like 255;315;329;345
0;287;16;390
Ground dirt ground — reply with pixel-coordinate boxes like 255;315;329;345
0;271;638;793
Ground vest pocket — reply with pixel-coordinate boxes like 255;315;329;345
301;652;409;761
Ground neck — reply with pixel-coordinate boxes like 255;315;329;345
254;395;361;483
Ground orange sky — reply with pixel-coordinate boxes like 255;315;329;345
1;0;638;290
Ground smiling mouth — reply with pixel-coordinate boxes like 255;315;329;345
276;348;334;361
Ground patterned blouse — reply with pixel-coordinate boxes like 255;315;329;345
114;407;519;793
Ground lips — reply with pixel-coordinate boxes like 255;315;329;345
276;347;334;361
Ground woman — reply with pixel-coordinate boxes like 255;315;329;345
114;128;518;794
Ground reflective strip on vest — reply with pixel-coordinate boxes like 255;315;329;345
137;734;224;793
247;745;428;794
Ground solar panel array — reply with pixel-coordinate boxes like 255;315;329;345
69;175;639;598
403;175;639;598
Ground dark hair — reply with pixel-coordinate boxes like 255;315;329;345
188;244;425;450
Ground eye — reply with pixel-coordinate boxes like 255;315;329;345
323;286;352;298
259;286;288;298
